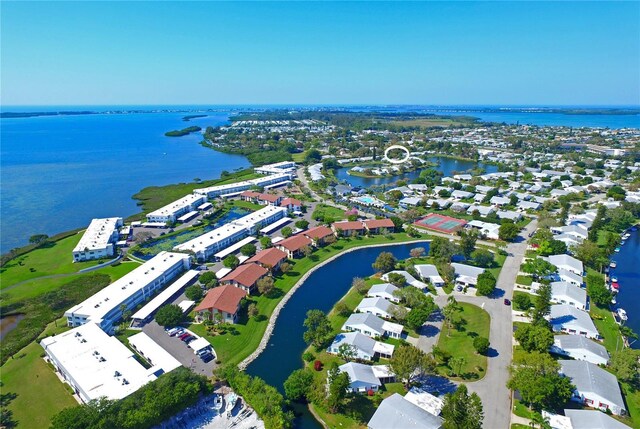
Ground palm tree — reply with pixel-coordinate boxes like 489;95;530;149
529;412;551;429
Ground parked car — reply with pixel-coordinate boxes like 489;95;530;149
170;328;185;337
504;298;511;306
178;332;191;341
184;336;196;344
200;352;214;362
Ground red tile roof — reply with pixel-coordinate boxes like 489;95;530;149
280;198;301;207
304;226;334;240
363;219;395;229
277;234;312;252
246;247;288;268
259;193;281;203
240;191;261;198
332;221;365;230
221;263;268;288
194;285;247;314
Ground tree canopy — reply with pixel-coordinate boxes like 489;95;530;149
155;304;184;327
303;309;332;348
442;384;484;429
389;344;435;389
372;252;397;273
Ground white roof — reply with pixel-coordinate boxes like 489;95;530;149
548;254;584;275
40;323;156;402
128;332;181;373
550;281;587;308
66;252;190;325
194;172;291;195
259;216;291;234
549;304;598;336
404;387;444;416
216;267;232;279
213;236;256;260
189;337;211;353
147;194;204;218
178;300;195;313
339;362;381;387
177;211;199;222
73;217;123;252
131;270;200;321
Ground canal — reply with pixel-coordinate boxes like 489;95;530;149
610;228;640;349
334;156;498;188
246;241;430;428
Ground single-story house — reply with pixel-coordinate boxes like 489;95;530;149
550;335;609;366
368;393;443;429
367;283;401;303
400;197;422;208
239;190;261;203
549;304;600;340
356;297;400;320
466;220;500;240
490;195;511;207
220;263;269;293
332;221;366;237
327;332;394;360
517;201;541;212
338;362;381;393
563;409;631;429
404;387;445;417
246;247;288;272
414;264;444;287
451;263;485;287
342;312;403;339
496;210;523;222
475;185;494;194
555;268;584;287
551;224;588;242
381;270;428;290
276;234;313;258
304;225;335;246
466;205;495;217
363;219;395;234
194;285;247;324
451;190;474;200
560;360;626;416
550;281;588;311
547;254;584;276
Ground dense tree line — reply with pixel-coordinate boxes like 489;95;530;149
50;368;212;429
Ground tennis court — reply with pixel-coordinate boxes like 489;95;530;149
414;213;467;233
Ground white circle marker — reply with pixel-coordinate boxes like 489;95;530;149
383;144;411;164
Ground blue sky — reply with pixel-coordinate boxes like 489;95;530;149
2;1;639;106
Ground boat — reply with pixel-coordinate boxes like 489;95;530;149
611;282;620;290
226;393;238;417
622;233;630;239
617;308;628;321
610;261;617;268
611;296;617;305
611;276;618;283
213;394;224;412
620;240;626;246
614;247;621;253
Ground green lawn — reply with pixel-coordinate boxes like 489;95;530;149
513;399;535;419
1;261;140;307
226;199;263;211
312;204;347;222
516;275;533;286
189;232;430;367
129;168;259;218
1;342;77;429
0;233;105;289
590;300;623;353
436;302;490;380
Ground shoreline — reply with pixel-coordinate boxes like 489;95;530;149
238;239;430;370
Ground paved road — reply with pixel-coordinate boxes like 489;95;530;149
460;219;538;429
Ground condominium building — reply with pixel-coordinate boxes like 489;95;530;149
254;161;297;175
146;194;206;224
193;173;291;198
40;323;159;403
65;251;191;333
174;206;287;261
72;217;124;262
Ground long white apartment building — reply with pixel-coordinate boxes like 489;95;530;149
41;323;160;404
193;172;292;198
73;217;124;262
65;251;191;333
254;161;297;175
146;194;206;224
174;205;287;261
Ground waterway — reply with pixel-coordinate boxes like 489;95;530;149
610;228;640;349
335;156;498;188
0;111;250;252
246;241;429;428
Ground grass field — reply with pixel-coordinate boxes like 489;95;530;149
312;204;347;222
1;342;77;429
516;275;533;286
436;302;490;380
0;233;103;289
188;232;430;367
130;168;259;218
1;261;140;307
